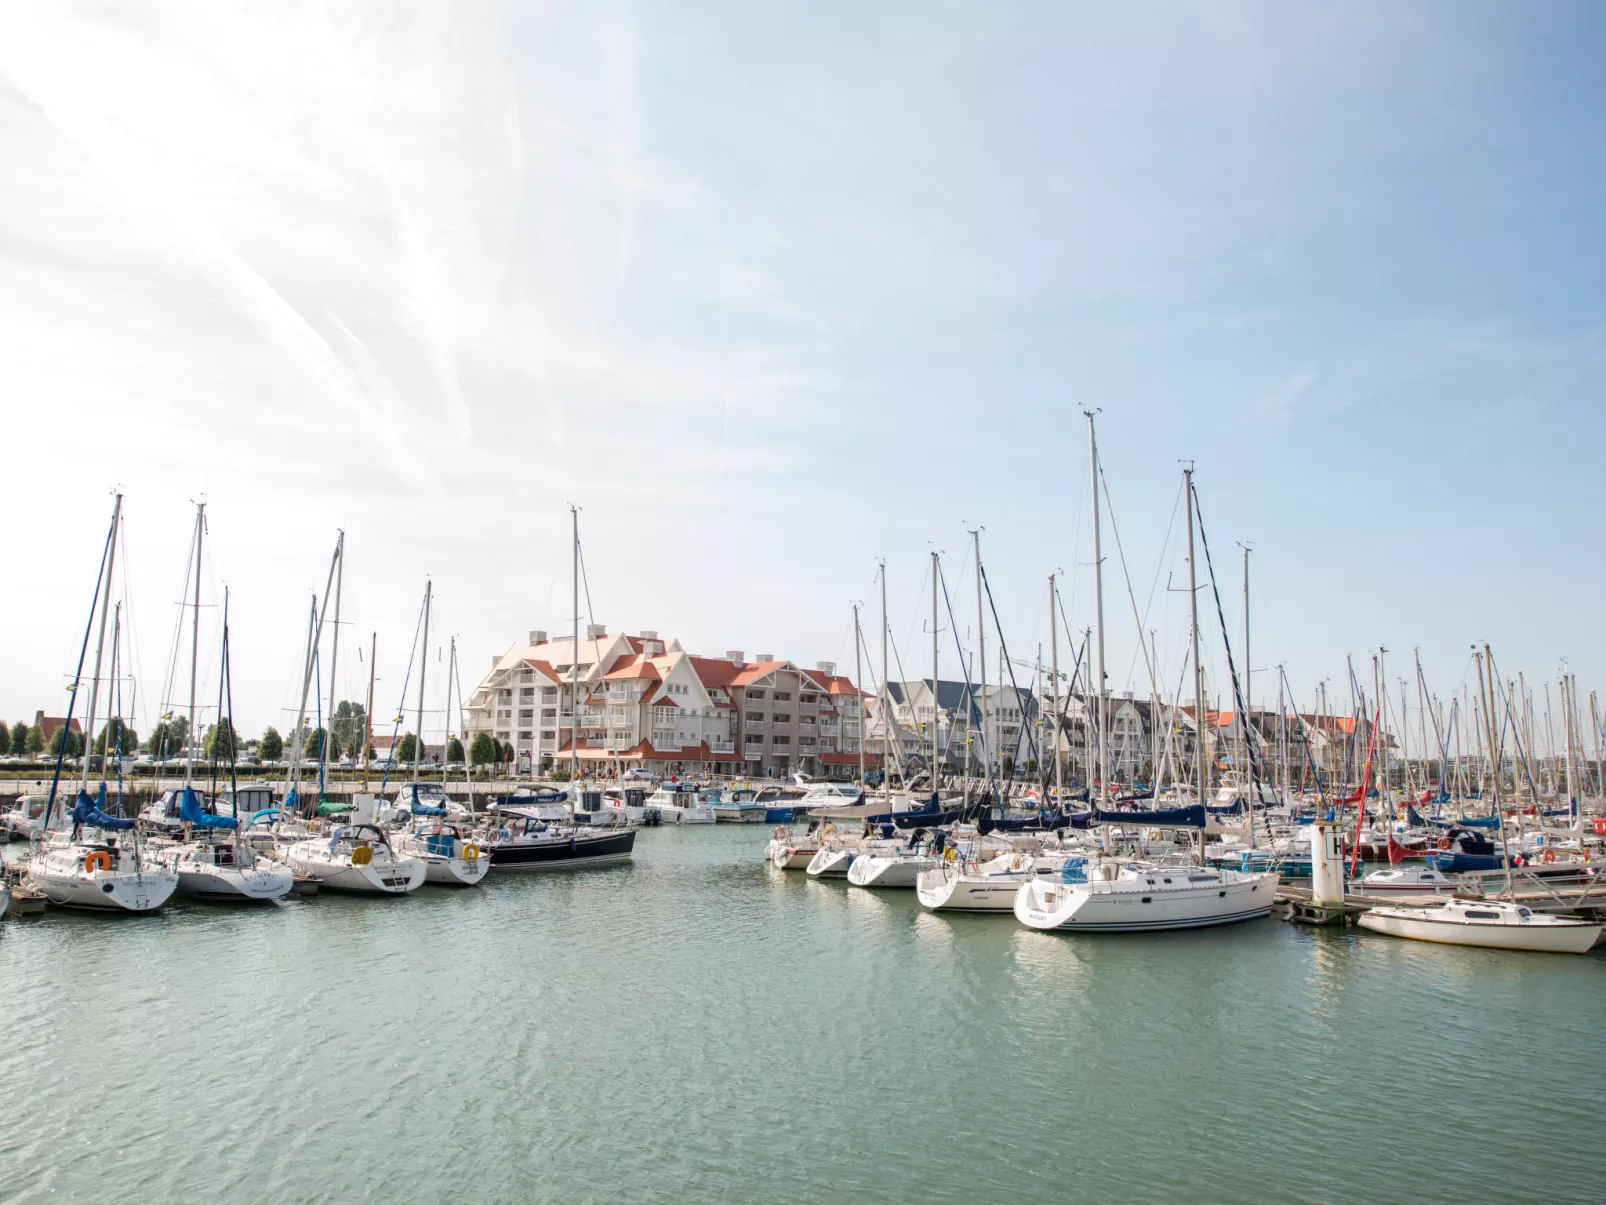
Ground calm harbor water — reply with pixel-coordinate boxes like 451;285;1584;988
3;825;1603;1204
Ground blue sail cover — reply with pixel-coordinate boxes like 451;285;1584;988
406;785;447;817
179;786;237;830
71;787;134;831
1094;804;1207;828
1458;815;1501;830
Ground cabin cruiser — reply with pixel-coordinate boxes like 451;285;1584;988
1359;897;1602;954
711;788;770;823
282;823;426;894
1014;857;1278;933
768;821;825;869
139;787;222;834
2;794;56;840
638;784;716;824
1356;864;1460;895
393;821;489;886
483;807;636;871
25;789;179;912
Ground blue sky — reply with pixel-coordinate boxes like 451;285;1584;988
2;1;1603;747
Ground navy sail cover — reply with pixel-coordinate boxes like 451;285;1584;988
1093;804;1207;828
71;788;135;831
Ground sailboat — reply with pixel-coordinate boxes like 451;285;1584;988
158;538;292;904
26;494;178;913
1016;454;1275;933
391;598;489;886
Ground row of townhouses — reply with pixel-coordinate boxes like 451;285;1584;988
863;681;1389;785
465;628;868;779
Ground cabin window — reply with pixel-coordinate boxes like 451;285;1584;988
1465;910;1501;920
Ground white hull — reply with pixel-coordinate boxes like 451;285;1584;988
805;847;855;878
847;853;940;888
27;858;178;913
917;865;1032;911
285;846;425;895
1359;909;1602;954
768;840;819;869
417;852;489;886
1015;869;1277;932
173;864;293;901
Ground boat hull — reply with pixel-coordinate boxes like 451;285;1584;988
847;854;940;888
27;865;178;912
917;866;1032;911
487;829;636;871
173;865;293;901
805;847;855;878
1014;873;1277;932
418;852;491;886
1358;910;1602;954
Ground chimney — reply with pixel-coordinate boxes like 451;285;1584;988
490;657;499;669
816;661;836;677
586;624;606;638
756;653;774;663
639;630;658;640
726;650;744;665
529;630;547;645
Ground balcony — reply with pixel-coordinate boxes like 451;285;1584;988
709;741;735;754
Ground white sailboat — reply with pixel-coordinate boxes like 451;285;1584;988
284;823;426;894
1358;898;1601;954
1015;455;1277;934
26;494;178;913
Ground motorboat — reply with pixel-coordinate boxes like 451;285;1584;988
25;790;178;912
282;823;426;894
1014;858;1278;933
484;808;636;871
711;789;770;823
1357;864;1460;895
393;821;489;886
640;784;716;825
1358;898;1603;954
2;794;57;841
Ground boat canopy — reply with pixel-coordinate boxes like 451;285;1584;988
1094;804;1207;828
179;785;237;830
70;786;135;831
1457;815;1501;830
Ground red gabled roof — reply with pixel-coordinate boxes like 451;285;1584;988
799;669;866;697
687;656;741;689
730;660;788;687
605;655;663;682
37;716;84;739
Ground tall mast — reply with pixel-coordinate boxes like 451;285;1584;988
853;604;865;787
289;536;342;800
971;530;985;789
570;507;580;782
879;560;890;783
1563;670;1579;815
1242;545;1252;802
1478;645;1515;899
1184;467;1205;807
1049;573;1062;807
326;530;345;760
184;501;205;786
363;631;377;791
80;492;123;790
1086;411;1107;810
414;579;432;787
930;550;939;788
1376;646;1388;814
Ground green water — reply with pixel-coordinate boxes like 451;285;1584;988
2;826;1603;1204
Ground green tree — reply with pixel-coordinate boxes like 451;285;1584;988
204;719;239;762
395;732;420;762
147;718;190;759
446;736;464;762
96;717;139;757
329;700;367;753
470;731;496;766
25;724;44;754
304;727;340;760
10;721;28;755
258;727;284;762
48;725;85;757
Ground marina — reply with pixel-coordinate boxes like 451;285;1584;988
2;821;1604;1204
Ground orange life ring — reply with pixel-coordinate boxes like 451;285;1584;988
1437;836;1451;850
84;851;113;873
1541;849;1556;864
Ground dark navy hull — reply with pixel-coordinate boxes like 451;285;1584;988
489;829;636;871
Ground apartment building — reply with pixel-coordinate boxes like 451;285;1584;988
466;629;868;779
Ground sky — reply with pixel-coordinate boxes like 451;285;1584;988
2;1;1605;751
